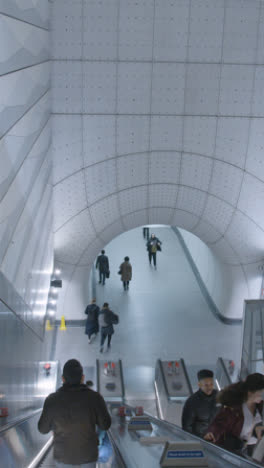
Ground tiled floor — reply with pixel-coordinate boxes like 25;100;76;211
54;226;242;379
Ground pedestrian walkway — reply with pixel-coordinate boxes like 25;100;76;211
54;226;242;370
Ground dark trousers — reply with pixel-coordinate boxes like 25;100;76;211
101;332;112;347
99;271;106;284
123;281;129;290
149;251;157;266
143;227;149;239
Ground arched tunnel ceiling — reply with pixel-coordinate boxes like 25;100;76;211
52;0;264;268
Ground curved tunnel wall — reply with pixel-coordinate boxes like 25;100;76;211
51;0;264;322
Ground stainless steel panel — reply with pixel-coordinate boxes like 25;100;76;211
215;357;237;390
160;360;192;399
0;299;55;427
0;410;51;468
97;359;125;402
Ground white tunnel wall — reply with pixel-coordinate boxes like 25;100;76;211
0;0;53;329
51;0;264;321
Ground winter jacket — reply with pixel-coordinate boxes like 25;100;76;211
38;384;111;464
182;389;218;438
119;261;132;282
98;308;119;336
96;254;109;273
207;402;263;451
85;303;99;335
146;236;162;253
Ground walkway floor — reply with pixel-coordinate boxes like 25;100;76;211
54;226;242;377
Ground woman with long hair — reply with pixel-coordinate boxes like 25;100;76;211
204;373;264;456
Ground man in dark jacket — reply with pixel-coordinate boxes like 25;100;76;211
38;359;111;467
181;369;218;438
96;250;109;285
98;302;119;353
146;233;162;269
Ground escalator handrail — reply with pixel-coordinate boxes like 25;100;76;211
107;428;127;467
145;411;262;467
124;404;262;468
0;407;42;435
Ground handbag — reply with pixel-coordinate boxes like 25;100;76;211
106;271;110;279
118;270;121;275
157;244;162;252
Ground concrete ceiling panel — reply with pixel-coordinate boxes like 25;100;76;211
183;117;217;157
148;207;174;225
83;115;116;165
53;172;87;232
83;62;116;113
202;195;235;234
193;219;221;244
188;0;224;63
185;64;221;115
84;159;117;205
172;209;199;231
100;220;123;245
252;67;264;117
117;153;149;190
150;116;183;151
211;237;240;265
119;0;154;61
152;63;185;114
117;62;152;113
119;186;148;215
238;173;264;231
153;0;189;61
89;194;120;233
180;153;213;191
83;0;118;60
209;160;244;206
52;115;83;185
79;237;103;266
176;186;207;217
51;0;82;59
225;211;264;263
246;119;264;182
219;65;255;116
117;116;150;155
149;184;178;208
122;210;148;231
215;117;250;168
222;2;259;64
52;61;82;113
54;210;96;264
149;152;181;184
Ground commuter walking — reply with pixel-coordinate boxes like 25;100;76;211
38;359;111;467
204;373;264;457
142;226;149;240
146;233;162;269
84;298;99;343
119;256;132;290
96;250;109;285
182;369;218;438
98;303;119;353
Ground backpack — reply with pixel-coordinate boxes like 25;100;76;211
104;310;119;325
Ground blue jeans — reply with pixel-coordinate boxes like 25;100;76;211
55;462;96;468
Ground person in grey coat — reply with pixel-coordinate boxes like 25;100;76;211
98;303;119;353
119;256;132;290
96;250;109;285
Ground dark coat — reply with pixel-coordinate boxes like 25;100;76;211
85;303;99;335
96;254;109;273
207;402;263;450
146;236;162;253
38;384;111;464
119;261;132;282
182;389;218;438
98;308;119;336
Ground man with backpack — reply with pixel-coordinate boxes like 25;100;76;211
98;302;119;353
